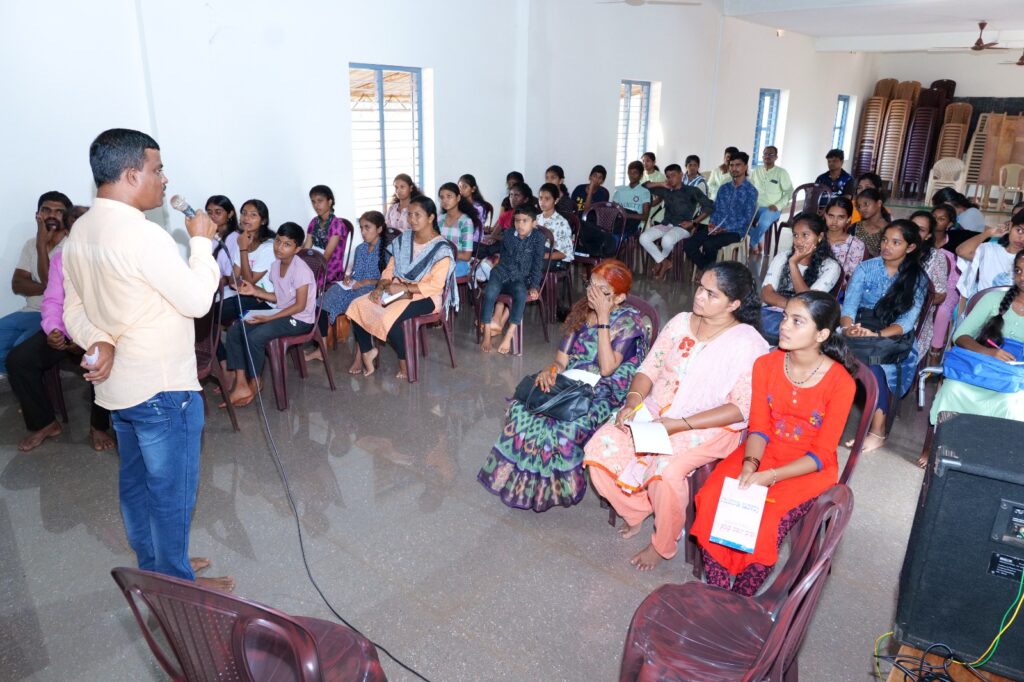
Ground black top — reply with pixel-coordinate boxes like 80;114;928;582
650;184;715;225
570;184;610;214
493;228;547;289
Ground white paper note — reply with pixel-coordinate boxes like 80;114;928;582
381;290;406;306
335;280;353;291
561;368;601;386
243;309;276;321
628;421;673;455
709;477;769;554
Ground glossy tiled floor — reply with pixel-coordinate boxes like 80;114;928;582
0;262;930;681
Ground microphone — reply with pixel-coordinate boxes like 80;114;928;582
170;194;196;218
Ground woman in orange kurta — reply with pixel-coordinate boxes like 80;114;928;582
691;291;856;596
348;196;455;379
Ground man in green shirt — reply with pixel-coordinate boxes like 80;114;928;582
749;145;793;255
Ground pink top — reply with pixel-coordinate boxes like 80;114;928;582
41;249;67;337
271;257;317;324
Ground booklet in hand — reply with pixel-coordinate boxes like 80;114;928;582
709;476;768;553
380;290;407;306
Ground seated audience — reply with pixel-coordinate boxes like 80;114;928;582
611;161;651;240
438;182;480;278
955;209;1024;299
640;163;715;280
349;196;456;378
499;171;526;213
385;173;422;232
932;187;986;232
691;291;856;595
931;203;959;255
683;151;758;271
544;165;576;215
206;195;239;300
841;221;928;452
642;151;667;225
222;199;275;324
852;188;888;258
304;184;348;284
824;196;865;283
760;213;841;343
537;183;574;271
926;253;1024;466
479;205;546;354
0;191;71;373
706;146;739;200
494;182;537;232
749;145;794;255
815;148;855;196
909;210;957;359
223;223;316;407
312;211;387;373
570;164;610;214
7;236;114;452
849;173;890;224
457;173;493;239
584;262;768;570
478;261;646;511
683;154;709;195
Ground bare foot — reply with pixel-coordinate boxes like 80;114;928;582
917;451;929;469
18;421;62;452
348;363;363;374
498;326;516;355
861;432;886;453
396;360;408;380
196;575;235;592
617;522;642;540
304;347;323;364
481;327;493;353
190;557;211;573
658;260;673;281
227;387;254;408
629;543;664;572
361;348;379;376
89;428;116;452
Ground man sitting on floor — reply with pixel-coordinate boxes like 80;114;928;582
815;148;855;197
748;145;793;256
0;191;71;376
683;151;758;272
640;163;715;279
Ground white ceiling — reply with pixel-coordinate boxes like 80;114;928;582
723;0;1024;51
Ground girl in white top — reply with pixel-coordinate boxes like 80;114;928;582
956;211;1024;299
536;183;574;267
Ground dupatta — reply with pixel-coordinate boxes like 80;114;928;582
389;231;459;313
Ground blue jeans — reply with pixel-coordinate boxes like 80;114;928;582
114;391;204;581
750;207;782;248
0;311;42;371
482;278;527;325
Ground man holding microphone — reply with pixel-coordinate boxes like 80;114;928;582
62;128;233;590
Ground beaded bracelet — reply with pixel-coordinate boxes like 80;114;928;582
770;468;778;486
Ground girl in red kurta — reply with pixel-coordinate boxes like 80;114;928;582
691;291;856;596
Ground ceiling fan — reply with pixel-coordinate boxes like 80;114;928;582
932;21;1010;51
1000;49;1024;66
597;0;700;6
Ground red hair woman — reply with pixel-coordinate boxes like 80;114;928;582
478;260;651;511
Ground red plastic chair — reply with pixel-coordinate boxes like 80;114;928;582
111;567;387;682
619;484;855;682
841;361;880;485
265;250;337;411
401;249;458;384
195;291;239;431
765;184;833;257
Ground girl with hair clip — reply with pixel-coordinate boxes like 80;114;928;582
824;196;865;282
840;220;929;452
544;165;576;215
910;210;958;360
925;251;1024;465
584;261;769;571
760;212;842;344
457;174;493;239
478;260;647;512
691;291;857;596
438;182;481;278
386;173;422;232
851;187;889;258
223;198;276;324
955;209;1024;300
304;184;348;284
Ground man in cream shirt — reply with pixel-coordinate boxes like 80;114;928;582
62;128;233;590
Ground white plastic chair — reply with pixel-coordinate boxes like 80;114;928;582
995;163;1024;212
925;158;967;203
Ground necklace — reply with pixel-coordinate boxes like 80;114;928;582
694;316;736;343
785;351;825;386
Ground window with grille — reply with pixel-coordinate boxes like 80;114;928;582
615;80;651;186
832;95;851;152
752;88;781;166
349;64;423;215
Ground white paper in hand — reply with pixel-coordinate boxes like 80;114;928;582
381;290;406;306
560;368;601;386
243;309;276;321
84;347;100;366
335;280;353;291
709;477;769;553
628;421;673;455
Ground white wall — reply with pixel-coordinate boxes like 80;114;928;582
871;51;1024;98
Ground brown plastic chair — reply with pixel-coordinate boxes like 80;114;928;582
575;202;627;278
111;567;387;682
765;184;833;257
619;484;854;682
195;290;239;431
401;246;458;384
265;250;337;411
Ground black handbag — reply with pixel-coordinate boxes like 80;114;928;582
512;373;595;421
844;307;914;365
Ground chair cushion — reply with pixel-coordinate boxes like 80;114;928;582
623;583;772;682
292;615;387;682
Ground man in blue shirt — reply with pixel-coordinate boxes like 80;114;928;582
683;151;758;270
815;148;854;196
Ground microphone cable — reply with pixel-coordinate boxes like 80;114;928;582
227;263;432;682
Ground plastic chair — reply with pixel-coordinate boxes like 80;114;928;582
400;246;458;384
575;202;627;278
42;364;68;423
924;158;967;203
195;291;239;431
766;184;833;258
111;567;387;682
265;250;337;411
842;361;879;485
882;288;934;433
995;163;1024;212
619;484;855;682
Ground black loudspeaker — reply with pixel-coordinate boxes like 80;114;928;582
896;413;1024;679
